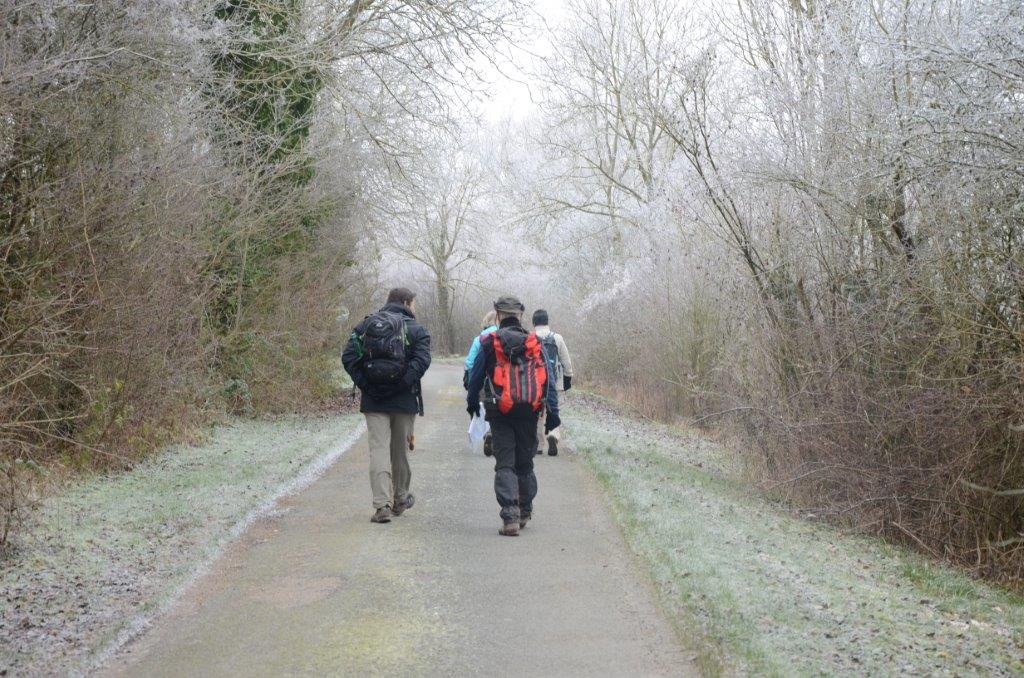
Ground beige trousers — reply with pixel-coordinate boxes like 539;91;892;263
365;412;415;509
537;409;561;448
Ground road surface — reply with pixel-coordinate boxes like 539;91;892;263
108;363;693;677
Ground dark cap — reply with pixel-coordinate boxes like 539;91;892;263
493;295;525;313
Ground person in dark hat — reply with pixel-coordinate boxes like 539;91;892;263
466;296;560;536
532;308;574;456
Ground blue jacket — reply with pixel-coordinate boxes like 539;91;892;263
466;317;558;420
464;325;497;371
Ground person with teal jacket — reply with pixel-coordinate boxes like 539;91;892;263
465;310;498;456
463;310;497;388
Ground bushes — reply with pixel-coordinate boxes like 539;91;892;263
0;0;366;548
742;261;1024;585
563;241;735;422
1;0;524;548
534;0;1024;586
2;0;216;544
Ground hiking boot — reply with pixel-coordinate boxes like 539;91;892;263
498;521;520;536
483;433;493;457
392;493;415;516
547;435;558;456
519;513;531;529
370;506;392;523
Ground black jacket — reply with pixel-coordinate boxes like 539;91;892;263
341;303;432;414
465;316;558;421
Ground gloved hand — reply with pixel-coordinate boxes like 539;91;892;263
462;369;469;390
401;369;419;388
544;412;561;434
563;376;572;391
467;403;478;420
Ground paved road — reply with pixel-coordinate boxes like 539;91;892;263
108;364;693;677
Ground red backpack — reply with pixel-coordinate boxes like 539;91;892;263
488;329;548;415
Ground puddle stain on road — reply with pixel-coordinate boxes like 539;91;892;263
247;575;342;609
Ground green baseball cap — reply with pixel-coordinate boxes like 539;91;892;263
493;295;525;313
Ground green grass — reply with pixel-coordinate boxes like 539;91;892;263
1;413;363;676
566;398;1024;676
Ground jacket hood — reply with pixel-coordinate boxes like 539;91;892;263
382;302;415;319
495;316;528;349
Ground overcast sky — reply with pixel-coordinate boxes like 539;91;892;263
477;0;569;123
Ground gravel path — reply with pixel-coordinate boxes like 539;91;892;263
105;364;694;677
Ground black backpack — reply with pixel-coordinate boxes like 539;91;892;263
539;333;561;378
360;311;408;384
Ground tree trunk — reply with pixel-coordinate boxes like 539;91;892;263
435;269;455;354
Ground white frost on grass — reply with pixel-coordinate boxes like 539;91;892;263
566;398;1024;676
1;413;365;677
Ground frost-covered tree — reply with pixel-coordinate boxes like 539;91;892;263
513;0;1024;579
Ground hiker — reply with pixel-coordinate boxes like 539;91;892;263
532;309;574;456
342;287;432;524
463;310;498;390
466;296;559;536
464;311;498;456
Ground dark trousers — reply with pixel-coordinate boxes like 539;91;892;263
489;415;539;522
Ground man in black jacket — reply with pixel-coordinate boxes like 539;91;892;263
466;296;560;536
342;288;432;523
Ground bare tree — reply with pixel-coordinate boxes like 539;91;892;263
376;151;486;353
536;0;688;236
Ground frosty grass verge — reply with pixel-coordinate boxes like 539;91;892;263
1;413;364;677
565;395;1024;677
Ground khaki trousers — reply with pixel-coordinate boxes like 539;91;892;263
365;412;415;509
537;409;561;448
